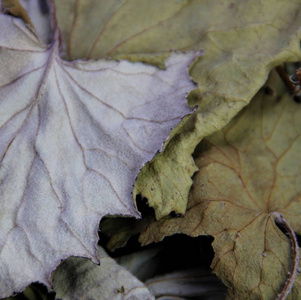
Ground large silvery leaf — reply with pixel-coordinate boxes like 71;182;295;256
54;0;301;219
52;246;154;300
0;6;198;298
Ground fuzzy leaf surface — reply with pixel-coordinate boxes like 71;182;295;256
140;72;301;299
54;0;301;218
52;246;154;300
0;9;197;297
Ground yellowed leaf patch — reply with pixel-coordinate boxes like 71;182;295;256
53;0;301;219
139;71;301;299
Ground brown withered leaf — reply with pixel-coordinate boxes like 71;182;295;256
139;71;301;299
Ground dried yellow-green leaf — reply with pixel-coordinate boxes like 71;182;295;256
55;0;301;219
139;71;301;299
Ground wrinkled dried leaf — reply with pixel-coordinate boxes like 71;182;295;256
139;71;301;299
52;246;154;300
55;0;301;219
0;5;198;297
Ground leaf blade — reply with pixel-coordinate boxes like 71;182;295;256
0;10;199;297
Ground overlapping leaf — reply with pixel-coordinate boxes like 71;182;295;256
138;72;301;299
54;0;301;218
52;242;226;300
52;246;154;300
0;4;198;297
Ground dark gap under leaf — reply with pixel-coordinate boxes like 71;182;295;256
38;0;49;14
136;195;156;218
154;235;215;275
296;234;301;247
293;95;301;103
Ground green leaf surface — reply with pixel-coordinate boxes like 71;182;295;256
55;0;301;218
